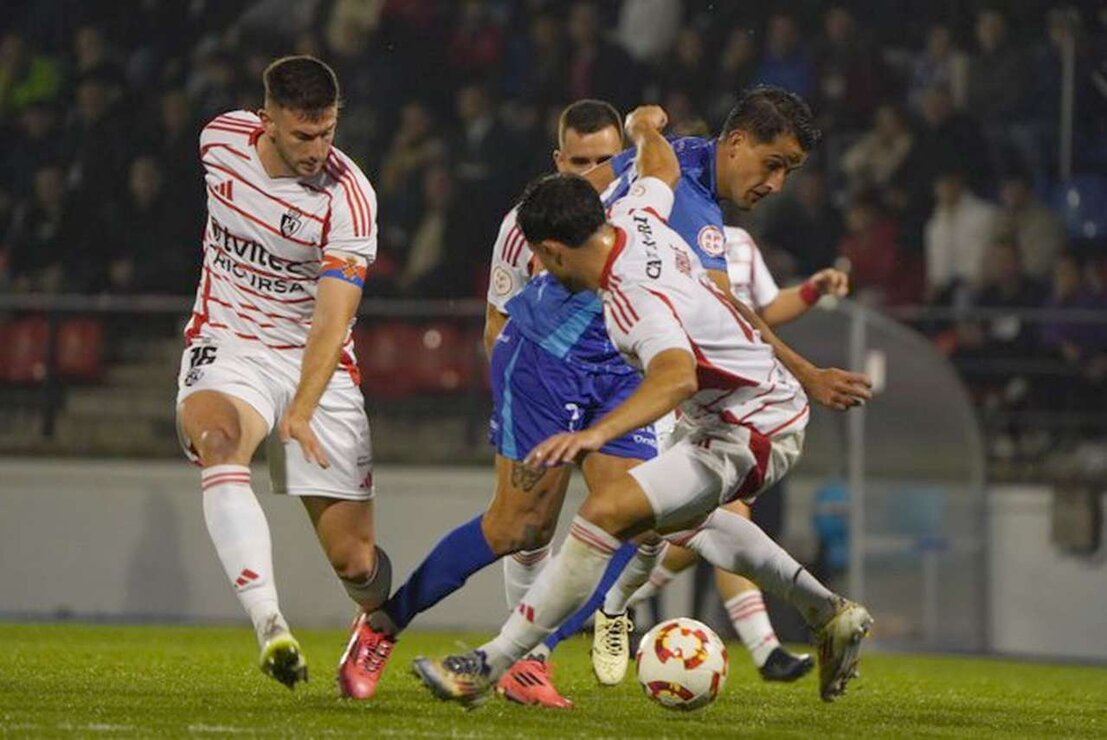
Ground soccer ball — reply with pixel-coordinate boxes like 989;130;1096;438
636;617;729;710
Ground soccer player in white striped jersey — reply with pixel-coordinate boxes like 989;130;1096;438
175;56;391;695
595;225;851;683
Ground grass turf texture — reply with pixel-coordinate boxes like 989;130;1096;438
2;624;1104;738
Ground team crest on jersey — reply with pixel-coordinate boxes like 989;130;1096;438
630;182;647;198
280;208;304;238
492;265;514;296
697;225;725;256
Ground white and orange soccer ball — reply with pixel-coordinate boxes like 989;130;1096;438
636;617;729;711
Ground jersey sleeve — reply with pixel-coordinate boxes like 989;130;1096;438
607;176;675;222
748;239;780;309
609;146;636;178
486;208;533;313
604;282;692;370
325;155;378;263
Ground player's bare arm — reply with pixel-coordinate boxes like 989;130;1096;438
759;267;850;327
705;269;871;411
624;106;680;189
483;303;509;358
281;249;367;467
526;348;696;467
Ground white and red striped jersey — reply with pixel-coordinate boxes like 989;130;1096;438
485;206;536;312
724;226;779;311
601;178;809;438
185;111;377;378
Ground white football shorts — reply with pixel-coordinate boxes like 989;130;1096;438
629;415;803;531
175;339;374;501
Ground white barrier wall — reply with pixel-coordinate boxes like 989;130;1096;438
0;459;693;631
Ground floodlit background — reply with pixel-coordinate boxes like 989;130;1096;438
1;0;1105;663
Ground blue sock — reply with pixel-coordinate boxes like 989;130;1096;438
381;514;497;633
543;542;637;651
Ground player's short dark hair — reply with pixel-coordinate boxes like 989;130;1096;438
558;99;623;146
720;85;821;151
517;173;606;248
263;55;340;118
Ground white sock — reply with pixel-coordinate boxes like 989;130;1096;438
677;509;838;627
201;465;281;639
625;564;678;609
725;590;779;667
603;540;667;614
480;516;619;678
503;545;551;610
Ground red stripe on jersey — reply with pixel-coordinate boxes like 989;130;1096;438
607;288;637;332
203;321;305;350
204;265;314;304
299;180;334;248
205;124;256;137
763;403;810;437
202;158;325;224
325;162;367;238
643;206;668;223
185;268;214;343
200;142;251;161
644;287;759;391
333;152;374;235
599;226;628;289
504;226;526;266
569;523;617;555
326;154;372;237
207;184;318;248
339;344;361;386
500;225;518;262
605;297;631;334
703;280;755;341
213;113;260;128
206;294;306;323
206;119;256;134
612;286;639;321
732;427;772;499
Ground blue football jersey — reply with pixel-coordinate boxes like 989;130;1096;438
504;272;634;373
606;136;728;273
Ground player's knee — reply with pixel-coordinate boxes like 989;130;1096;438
195;425;241;467
482;508;555;555
579;495;630;539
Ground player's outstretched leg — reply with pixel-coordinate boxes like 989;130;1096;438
720;572;814;682
673;507;872;701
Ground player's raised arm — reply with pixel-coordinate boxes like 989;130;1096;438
281;251;367;467
624;106;680;190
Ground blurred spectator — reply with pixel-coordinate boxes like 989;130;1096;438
659;27;711;112
0;32;62;122
502;12;567;105
4;164;90;293
379;100;445;231
924;170;999;298
837;191;922;306
813;6;883;132
186;49;240;123
840;103;915;193
907;24;969;114
448;0;506;81
324;0;382;59
3;102;64;195
396;165;469;298
71;24;123;83
755;169;842;275
450;82;519;258
106;156;198;295
967;9;1033;174
708;27;758;126
149;89;203;208
996;168;1067;282
65;72;131;207
616;0;682;66
566;0;643;112
915;84;992;196
1041;252;1107;366
753;13;815;99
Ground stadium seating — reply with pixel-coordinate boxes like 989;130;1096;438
1053;175;1107;241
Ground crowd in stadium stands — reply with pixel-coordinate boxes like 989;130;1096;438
1;1;1106;442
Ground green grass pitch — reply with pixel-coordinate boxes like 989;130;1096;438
2;624;1105;738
